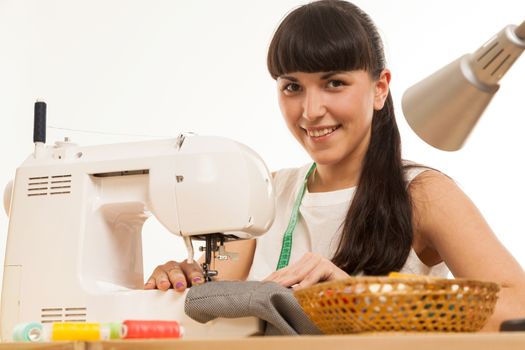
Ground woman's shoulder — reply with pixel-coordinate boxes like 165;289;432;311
402;161;452;187
403;161;455;191
405;164;463;218
405;164;467;260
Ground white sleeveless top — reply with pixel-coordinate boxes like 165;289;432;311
247;162;449;281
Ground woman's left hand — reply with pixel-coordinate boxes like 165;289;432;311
263;252;349;290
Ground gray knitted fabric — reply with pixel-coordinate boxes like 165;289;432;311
184;281;322;336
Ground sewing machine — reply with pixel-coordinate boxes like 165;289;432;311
0;102;275;341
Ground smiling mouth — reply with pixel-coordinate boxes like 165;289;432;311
304;125;341;138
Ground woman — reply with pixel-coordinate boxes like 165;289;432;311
145;0;525;331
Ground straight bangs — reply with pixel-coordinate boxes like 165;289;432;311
267;3;374;79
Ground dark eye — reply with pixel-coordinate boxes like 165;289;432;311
327;80;345;88
283;83;301;93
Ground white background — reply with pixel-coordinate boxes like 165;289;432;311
1;0;524;290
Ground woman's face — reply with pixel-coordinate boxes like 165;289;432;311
277;69;390;167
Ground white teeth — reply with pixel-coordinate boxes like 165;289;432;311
307;126;338;137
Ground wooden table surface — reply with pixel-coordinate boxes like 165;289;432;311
3;332;524;350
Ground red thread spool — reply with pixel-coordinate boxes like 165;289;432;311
121;320;183;339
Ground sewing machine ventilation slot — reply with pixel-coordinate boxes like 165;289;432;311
40;307;87;323
27;174;72;196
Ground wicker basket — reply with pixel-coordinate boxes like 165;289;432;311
293;277;499;333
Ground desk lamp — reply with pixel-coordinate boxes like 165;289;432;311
402;21;525;151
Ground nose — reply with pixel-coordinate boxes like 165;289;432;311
302;89;326;121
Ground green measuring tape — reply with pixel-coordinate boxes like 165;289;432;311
276;163;317;270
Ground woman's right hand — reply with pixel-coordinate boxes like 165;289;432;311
144;260;205;292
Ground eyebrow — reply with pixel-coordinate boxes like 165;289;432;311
278;71;345;82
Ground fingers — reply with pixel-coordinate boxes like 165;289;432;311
164;261;188;291
293;260;333;290
144;260;197;292
179;260;205;286
144;265;170;291
264;252;350;289
293;258;350;290
144;278;156;290
264;253;322;287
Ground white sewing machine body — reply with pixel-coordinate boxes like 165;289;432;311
0;135;275;341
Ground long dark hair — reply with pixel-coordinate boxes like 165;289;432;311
268;0;413;275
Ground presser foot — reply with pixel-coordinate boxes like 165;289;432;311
196;233;239;282
201;234;220;282
201;263;218;282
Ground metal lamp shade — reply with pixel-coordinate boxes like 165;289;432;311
402;55;498;152
402;21;525;152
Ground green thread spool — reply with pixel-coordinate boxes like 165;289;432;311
12;322;43;342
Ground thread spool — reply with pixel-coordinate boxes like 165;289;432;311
33;101;46;144
51;323;103;341
121;320;183;339
12;322;44;342
106;322;122;339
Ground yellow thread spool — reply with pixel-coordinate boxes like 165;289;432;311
51;323;101;341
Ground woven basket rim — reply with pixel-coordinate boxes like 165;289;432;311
293;276;500;298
